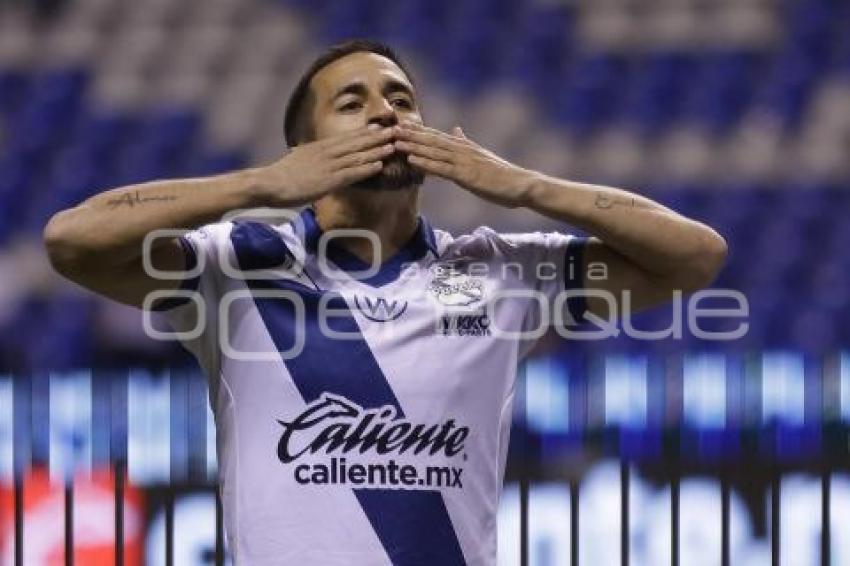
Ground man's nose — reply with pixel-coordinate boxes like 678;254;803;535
367;98;398;128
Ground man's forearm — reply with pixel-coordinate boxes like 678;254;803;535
523;174;727;279
44;167;275;267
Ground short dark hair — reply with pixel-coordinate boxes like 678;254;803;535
283;39;416;148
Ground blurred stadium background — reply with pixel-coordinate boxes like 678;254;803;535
0;0;849;563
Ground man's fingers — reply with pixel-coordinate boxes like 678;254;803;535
394;125;458;151
399;121;447;136
325;127;395;157
407;155;456;179
333;143;396;169
394;140;453;163
333;160;384;185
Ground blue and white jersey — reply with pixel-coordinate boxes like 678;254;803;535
156;208;587;566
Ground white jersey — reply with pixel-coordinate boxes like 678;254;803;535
155;208;587;565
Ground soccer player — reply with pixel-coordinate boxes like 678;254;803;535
44;40;726;565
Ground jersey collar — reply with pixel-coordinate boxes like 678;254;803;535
296;207;438;287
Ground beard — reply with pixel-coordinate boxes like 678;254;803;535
350;152;425;192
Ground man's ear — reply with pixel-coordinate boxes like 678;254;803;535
291;91;318;146
290;120;311;147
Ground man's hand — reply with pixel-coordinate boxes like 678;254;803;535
258;125;397;206
393;122;534;208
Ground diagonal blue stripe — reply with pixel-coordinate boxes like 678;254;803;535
355;489;466;566
230;221;467;565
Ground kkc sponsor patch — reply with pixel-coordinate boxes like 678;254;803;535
438;312;491;337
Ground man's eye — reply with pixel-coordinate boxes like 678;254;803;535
391;98;412;109
339;101;361;111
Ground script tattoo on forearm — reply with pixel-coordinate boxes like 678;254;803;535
594;192;636;210
106;191;178;209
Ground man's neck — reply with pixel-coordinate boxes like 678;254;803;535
312;188;420;264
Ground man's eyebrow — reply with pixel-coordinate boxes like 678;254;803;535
331;79;415;101
332;82;368;101
382;79;415;98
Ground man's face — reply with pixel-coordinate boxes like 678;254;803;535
307;51;425;191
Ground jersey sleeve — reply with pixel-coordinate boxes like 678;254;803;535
149;221;232;378
490;230;589;354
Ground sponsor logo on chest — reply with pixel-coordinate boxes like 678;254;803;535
275;394;469;489
353;295;408;322
439;312;491;336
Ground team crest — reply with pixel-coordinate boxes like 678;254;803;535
427;262;486;307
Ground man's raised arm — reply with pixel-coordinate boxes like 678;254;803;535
43;125;396;308
392;121;728;316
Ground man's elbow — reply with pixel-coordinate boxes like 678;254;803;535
679;229;728;293
43;211;92;278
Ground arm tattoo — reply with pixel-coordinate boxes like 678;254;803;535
594;193;614;209
594;193;636;210
106;191;178;209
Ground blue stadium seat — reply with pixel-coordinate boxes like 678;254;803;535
625;53;696;137
376;1;445;51
0;69;29;119
26;295;94;371
553;54;629;134
185;149;246;177
318;0;385;43
72;111;138;157
137;108;201;156
11;69;89;153
500;8;574;94
687;52;762;134
785;0;835;68
437;22;503;92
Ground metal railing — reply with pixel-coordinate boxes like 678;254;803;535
3;351;847;565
